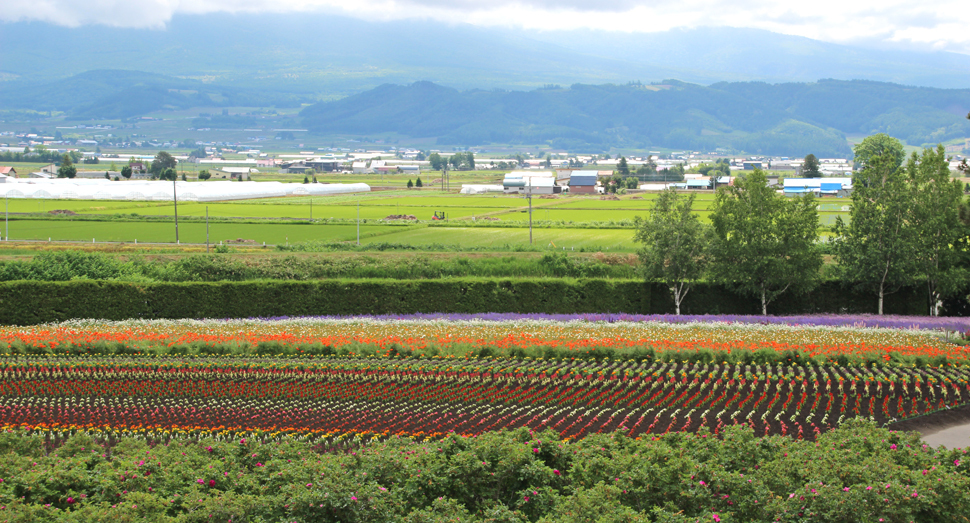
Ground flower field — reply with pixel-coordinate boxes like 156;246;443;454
3;315;969;363
1;316;969;444
3;316;970;521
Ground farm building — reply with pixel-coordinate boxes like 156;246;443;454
568;173;598;194
0;178;370;201
281;162;309;174
459;184;503;195
783;177;852;196
219;167;259;180
503;172;560;195
639;183;675;191
76;170;122;179
0;167;17;177
555;170;575;184
306;159;341;172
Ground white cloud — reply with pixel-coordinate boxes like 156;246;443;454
2;0;968;53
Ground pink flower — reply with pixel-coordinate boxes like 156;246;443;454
351;496;358;501
306;483;312;488
208;480;215;487
66;497;74;504
713;515;721;522
196;479;204;484
256;463;263;467
866;486;873;491
843;487;850;492
523;496;530;502
699;481;706;486
553;469;561;476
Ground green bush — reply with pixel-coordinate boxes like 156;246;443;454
0;422;967;522
0;253;638;281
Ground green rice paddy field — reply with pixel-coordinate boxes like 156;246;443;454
1;191;850;249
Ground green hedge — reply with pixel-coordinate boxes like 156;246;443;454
0;278;932;324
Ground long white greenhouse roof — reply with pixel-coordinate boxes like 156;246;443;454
0;179;370;202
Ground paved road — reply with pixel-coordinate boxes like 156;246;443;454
890;404;970;449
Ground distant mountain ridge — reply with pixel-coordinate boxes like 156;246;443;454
299;80;970;156
0;70;306;119
1;13;968;94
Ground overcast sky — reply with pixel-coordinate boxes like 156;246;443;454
3;0;968;54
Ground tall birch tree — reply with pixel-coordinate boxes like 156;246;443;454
833;135;916;315
709;170;822;315
633;189;708;315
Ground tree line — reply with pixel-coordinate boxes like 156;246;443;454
635;134;966;316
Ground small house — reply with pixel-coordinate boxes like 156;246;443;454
568;173;598;194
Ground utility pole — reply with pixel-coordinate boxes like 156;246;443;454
206;206;210;253
528;187;533;245
173;177;179;244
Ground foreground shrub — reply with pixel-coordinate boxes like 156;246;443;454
0;421;967;522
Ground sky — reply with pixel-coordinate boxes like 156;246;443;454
2;0;968;54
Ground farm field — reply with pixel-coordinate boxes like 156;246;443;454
1;219;633;248
67;202;513;221
361;226;637;250
4;219;401;244
0;189;851;248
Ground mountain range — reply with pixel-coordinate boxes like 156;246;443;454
299;80;970;156
2;13;969;155
2;13;969;94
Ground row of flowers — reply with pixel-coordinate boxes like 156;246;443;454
251;313;970;333
2;355;967;442
2;317;968;364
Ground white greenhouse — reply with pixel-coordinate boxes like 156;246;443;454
0;179;370;202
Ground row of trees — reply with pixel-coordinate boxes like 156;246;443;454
635;134;966;316
0;146;78;164
429;152;475;171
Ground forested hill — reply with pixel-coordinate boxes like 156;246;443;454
0;70;307;120
300;80;970;157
